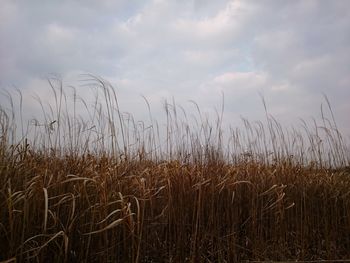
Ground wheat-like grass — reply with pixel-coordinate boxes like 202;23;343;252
0;76;349;262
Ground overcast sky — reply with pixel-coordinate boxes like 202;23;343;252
1;0;350;137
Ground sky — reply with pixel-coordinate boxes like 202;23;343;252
1;0;350;138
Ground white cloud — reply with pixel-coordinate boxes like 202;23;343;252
44;23;77;45
213;71;267;87
172;1;254;47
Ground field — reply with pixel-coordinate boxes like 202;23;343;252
1;77;350;262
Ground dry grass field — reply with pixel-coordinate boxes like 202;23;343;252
1;77;349;262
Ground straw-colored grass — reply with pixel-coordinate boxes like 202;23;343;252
0;76;349;262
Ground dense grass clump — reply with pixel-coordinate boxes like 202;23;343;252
0;77;349;262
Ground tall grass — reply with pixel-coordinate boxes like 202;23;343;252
0;76;349;262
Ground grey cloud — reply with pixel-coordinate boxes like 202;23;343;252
1;0;349;137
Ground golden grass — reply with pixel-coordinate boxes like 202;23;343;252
0;76;349;262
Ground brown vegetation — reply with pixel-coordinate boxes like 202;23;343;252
0;77;349;262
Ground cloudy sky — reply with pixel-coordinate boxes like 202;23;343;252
1;0;350;137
